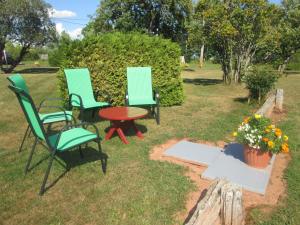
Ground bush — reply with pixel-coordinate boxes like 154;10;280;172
57;32;184;106
243;68;279;101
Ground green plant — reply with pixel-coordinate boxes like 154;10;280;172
233;114;289;154
243;68;279;101
57;32;184;106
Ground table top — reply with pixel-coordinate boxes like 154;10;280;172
99;106;148;121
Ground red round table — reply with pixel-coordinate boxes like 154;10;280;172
99;106;148;144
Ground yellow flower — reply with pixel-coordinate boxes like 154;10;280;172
255;114;262;119
268;125;275;129
265;128;271;133
283;135;289;141
281;143;289;153
232;132;237;137
268;141;275;149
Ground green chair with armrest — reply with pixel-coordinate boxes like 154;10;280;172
125;67;160;124
64;68;110;118
7;74;74;152
8;84;105;195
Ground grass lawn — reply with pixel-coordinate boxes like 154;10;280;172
0;61;299;225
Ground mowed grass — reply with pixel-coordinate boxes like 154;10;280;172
0;61;299;225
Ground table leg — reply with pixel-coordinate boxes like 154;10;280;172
116;127;129;144
105;127;116;140
131;121;144;139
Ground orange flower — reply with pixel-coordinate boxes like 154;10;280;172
281;143;289;153
243;117;250;124
262;137;269;142
275;128;282;137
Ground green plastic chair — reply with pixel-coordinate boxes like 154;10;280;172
8;84;105;195
64;68;110;117
7;74;74;152
126;67;160;124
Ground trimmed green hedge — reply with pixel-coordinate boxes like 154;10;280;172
57;32;184;106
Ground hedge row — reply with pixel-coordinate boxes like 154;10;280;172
57;32;184;106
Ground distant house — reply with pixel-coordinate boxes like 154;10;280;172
39;54;48;60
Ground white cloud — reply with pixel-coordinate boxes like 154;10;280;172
49;8;76;18
55;23;82;39
68;27;83;39
55;23;64;35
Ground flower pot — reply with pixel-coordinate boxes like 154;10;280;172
243;145;272;169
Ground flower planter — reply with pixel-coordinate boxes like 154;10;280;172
243;145;272;169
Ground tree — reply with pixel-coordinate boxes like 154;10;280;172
0;0;55;73
194;0;274;84
84;0;192;43
276;0;300;73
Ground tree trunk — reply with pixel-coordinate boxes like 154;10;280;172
278;56;291;74
3;44;30;73
199;44;205;68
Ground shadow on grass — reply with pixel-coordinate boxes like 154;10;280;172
27;145;108;194
15;67;59;74
183;78;223;86
234;97;249;103
183;68;196;72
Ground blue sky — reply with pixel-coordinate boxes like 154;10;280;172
46;0;282;39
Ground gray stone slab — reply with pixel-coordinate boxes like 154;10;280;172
164;140;222;166
202;143;276;194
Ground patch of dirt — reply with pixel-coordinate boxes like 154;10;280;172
150;138;290;224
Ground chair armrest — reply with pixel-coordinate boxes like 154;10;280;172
125;89;129;106
40;106;72;123
153;88;160;103
69;93;84;109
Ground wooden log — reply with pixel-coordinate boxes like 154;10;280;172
275;89;284;112
255;94;275;117
185;179;226;225
185;179;244;225
221;183;244;225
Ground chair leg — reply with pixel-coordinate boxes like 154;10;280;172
19;125;30;152
97;140;106;173
39;152;55;195
156;105;160;125
79;145;84;158
24;137;38;174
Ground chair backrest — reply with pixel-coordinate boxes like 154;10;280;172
7;74;29;94
8;85;46;141
64;68;95;106
127;67;153;101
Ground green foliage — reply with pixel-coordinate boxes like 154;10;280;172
84;0;192;43
242;68;279;100
287;50;300;70
48;32;72;67
57;32;183;106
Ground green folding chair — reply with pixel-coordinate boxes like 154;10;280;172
8;84;105;195
64;68;110;117
126;67;160;124
7;74;74;152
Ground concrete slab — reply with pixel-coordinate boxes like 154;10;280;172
202;143;276;194
164;140;222;166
